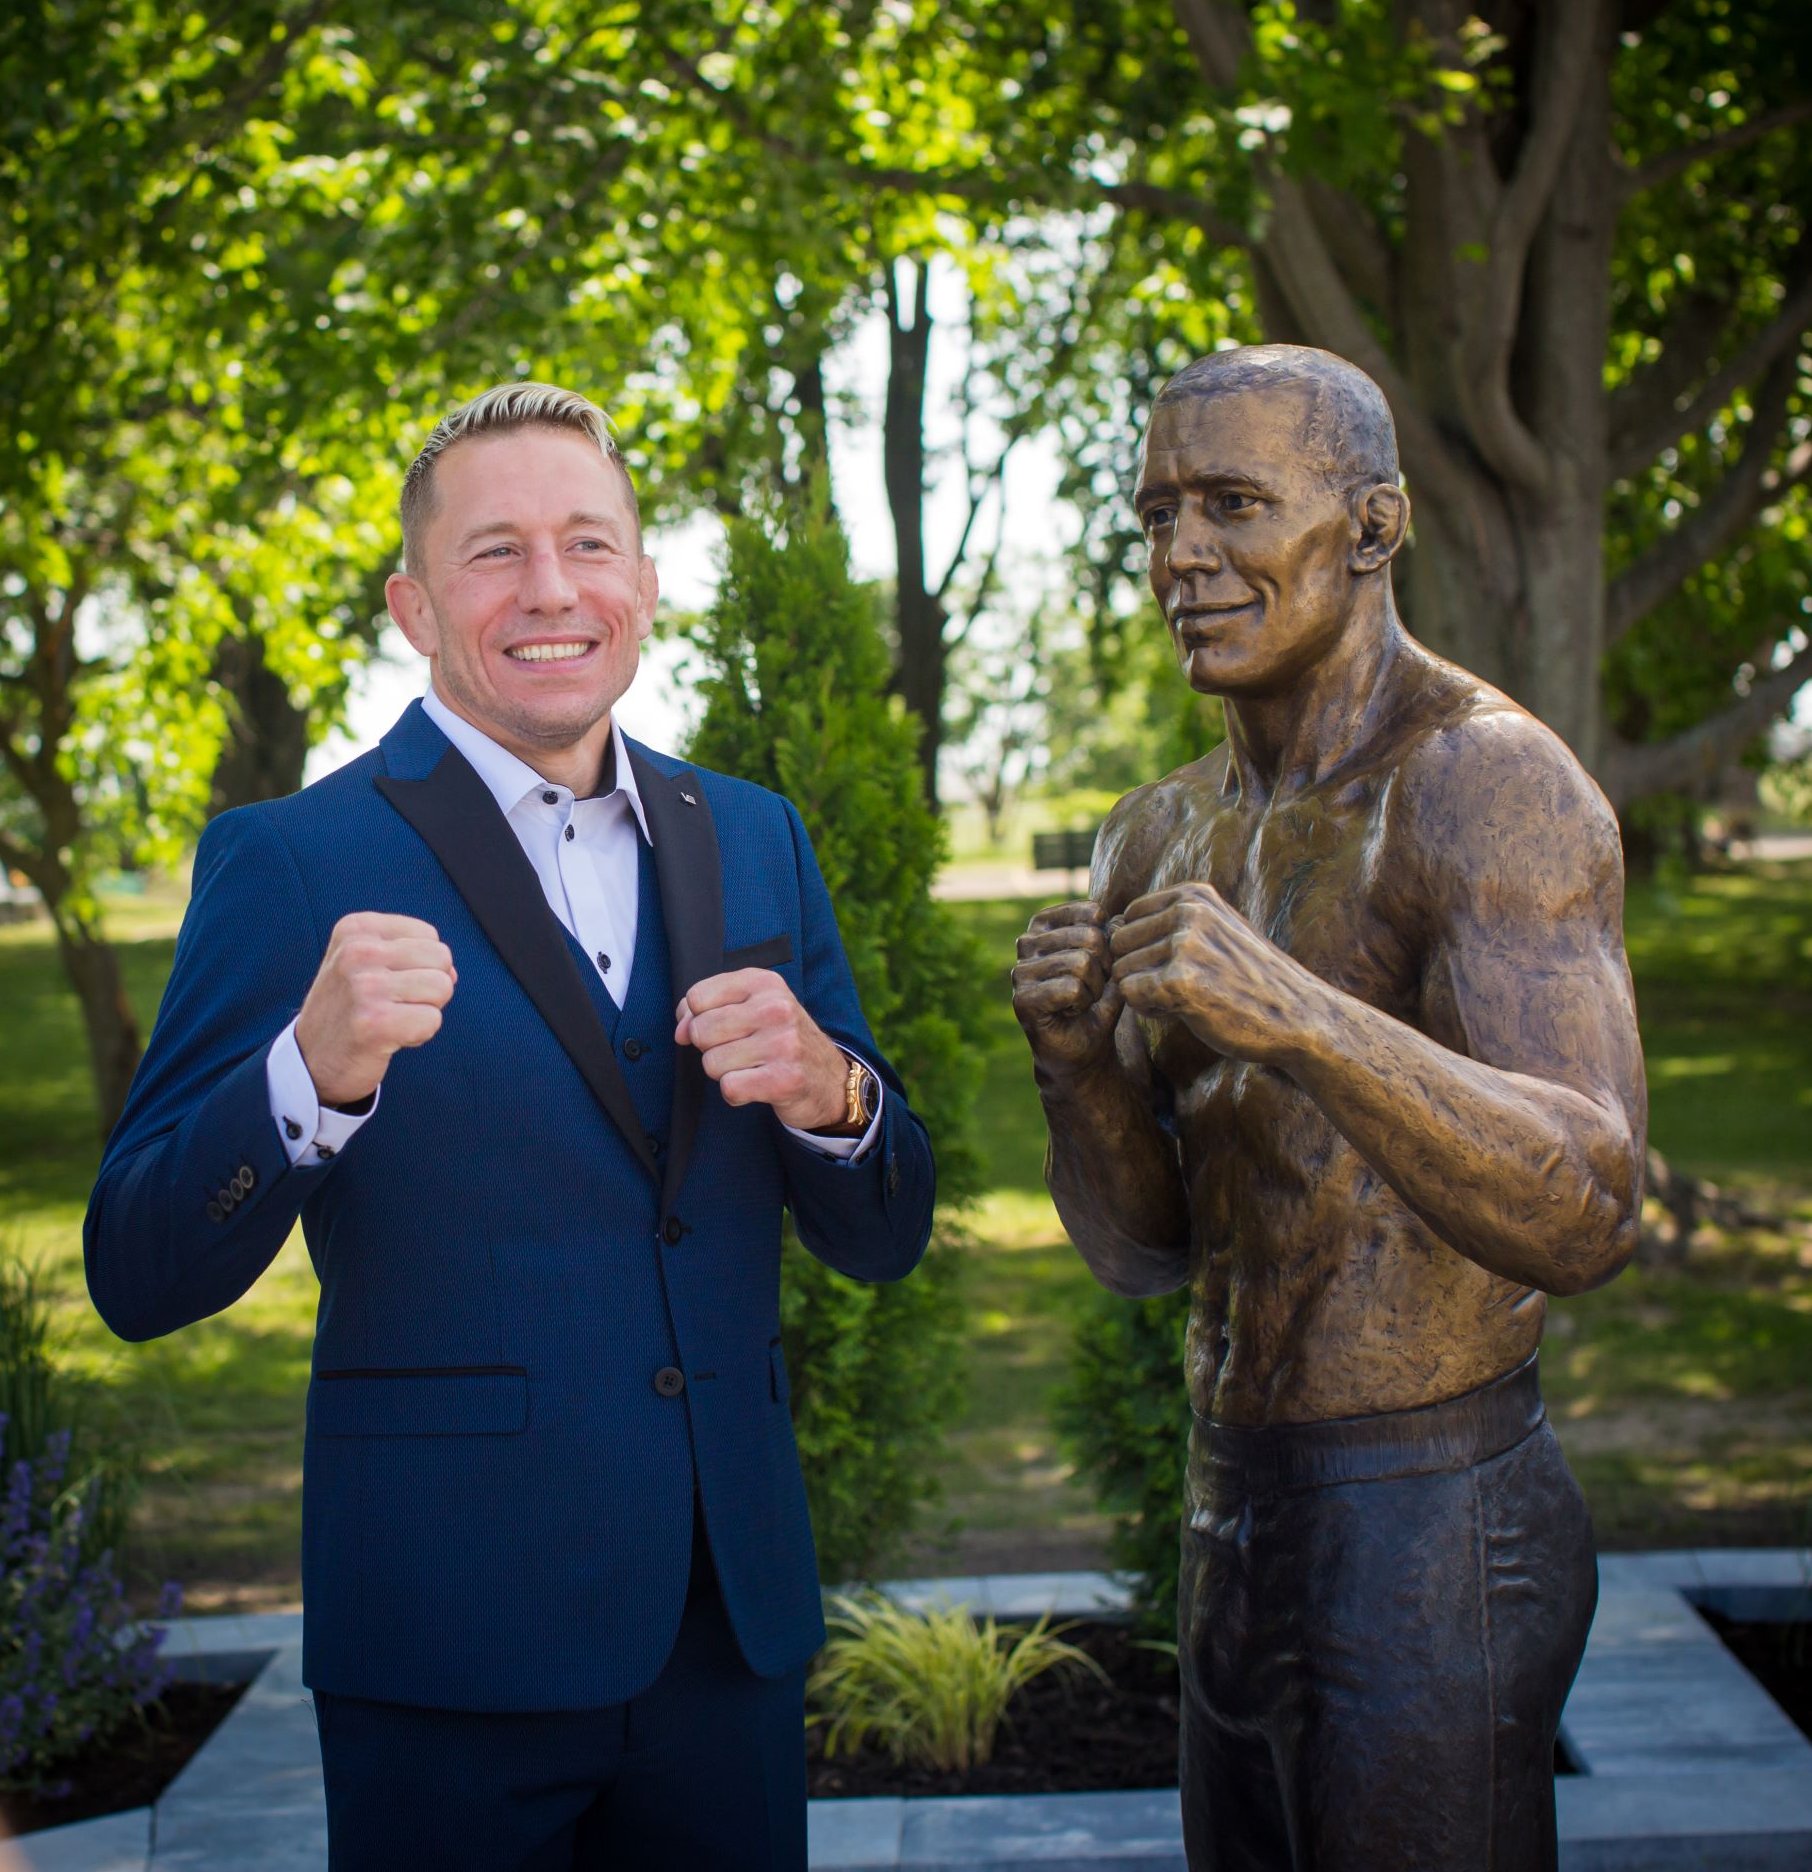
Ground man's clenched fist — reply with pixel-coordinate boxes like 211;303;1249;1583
295;913;456;1108
1012;901;1124;1077
675;969;849;1130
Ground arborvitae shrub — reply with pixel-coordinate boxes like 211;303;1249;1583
685;502;989;1581
1054;1288;1192;1630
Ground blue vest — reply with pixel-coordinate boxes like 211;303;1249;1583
559;830;675;1175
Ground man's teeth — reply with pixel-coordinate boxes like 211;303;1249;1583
507;643;591;662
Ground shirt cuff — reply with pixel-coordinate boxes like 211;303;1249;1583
266;1018;380;1168
781;1052;884;1163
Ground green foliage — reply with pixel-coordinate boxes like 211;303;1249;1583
1054;1287;1192;1630
810;1594;1103;1772
684;501;991;1579
0;1246;136;1570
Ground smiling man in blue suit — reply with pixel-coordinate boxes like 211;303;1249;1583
84;383;937;1870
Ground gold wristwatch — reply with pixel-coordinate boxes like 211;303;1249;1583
841;1051;880;1128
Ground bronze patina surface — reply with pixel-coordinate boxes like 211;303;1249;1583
1012;345;1645;1871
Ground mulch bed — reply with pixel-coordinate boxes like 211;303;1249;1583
1699;1611;1812;1742
807;1621;1181;1799
0;1681;248;1838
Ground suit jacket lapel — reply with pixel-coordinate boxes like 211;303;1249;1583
375;743;658;1182
626;744;724;1216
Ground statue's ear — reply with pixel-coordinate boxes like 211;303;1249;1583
1351;482;1410;571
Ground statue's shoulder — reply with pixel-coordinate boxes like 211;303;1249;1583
1092;746;1230;913
1393;653;1621;889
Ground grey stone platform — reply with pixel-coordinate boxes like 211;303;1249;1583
11;1554;1809;1872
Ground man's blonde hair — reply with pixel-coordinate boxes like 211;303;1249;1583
399;382;640;575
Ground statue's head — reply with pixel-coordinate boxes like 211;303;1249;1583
1135;345;1410;698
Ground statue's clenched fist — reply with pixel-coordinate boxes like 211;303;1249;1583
1011;902;1123;1076
295;913;457;1109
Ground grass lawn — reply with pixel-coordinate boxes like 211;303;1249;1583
0;861;1808;1606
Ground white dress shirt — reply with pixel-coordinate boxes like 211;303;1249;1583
266;689;880;1167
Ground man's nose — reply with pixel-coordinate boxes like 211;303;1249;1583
1167;511;1223;576
520;546;578;611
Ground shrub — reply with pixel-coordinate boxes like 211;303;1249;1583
0;1250;135;1572
0;1418;181;1797
1054;1287;1192;1631
809;1594;1104;1773
685;501;991;1580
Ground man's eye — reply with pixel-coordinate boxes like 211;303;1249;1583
479;545;515;560
1143;506;1176;534
1219;492;1256;514
572;538;605;552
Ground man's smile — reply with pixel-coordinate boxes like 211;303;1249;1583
504;639;597;663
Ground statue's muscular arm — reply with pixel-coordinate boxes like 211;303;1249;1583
1111;714;1646;1295
1012;778;1196;1296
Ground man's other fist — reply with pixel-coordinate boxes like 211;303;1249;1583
1012;901;1123;1076
295;913;456;1108
674;969;848;1130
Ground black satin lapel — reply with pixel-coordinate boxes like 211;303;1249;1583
375;751;657;1180
629;749;724;1214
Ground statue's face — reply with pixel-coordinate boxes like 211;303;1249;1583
1136;385;1360;698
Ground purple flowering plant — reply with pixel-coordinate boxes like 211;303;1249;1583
0;1413;181;1796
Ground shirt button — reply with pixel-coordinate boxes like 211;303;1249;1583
595;952;611;975
542;790;558;805
563;824;575;842
653;1367;685;1398
316;1144;336;1161
623;1038;645;1061
663;1216;684;1245
283;1118;303;1141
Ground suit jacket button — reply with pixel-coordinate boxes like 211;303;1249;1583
654;1366;685;1397
623;1038;645;1062
234;1167;254;1196
216;1186;236;1211
206;1200;225;1223
663;1216;684;1245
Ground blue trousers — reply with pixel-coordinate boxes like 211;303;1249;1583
313;1521;808;1871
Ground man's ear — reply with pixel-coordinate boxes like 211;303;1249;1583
1350;482;1410;572
386;571;438;657
634;553;659;644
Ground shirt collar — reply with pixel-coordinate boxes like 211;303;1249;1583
420;688;651;843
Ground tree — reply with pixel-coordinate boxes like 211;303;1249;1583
673;0;1811;814
684;496;991;1579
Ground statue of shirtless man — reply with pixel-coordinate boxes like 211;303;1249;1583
1012;346;1645;1872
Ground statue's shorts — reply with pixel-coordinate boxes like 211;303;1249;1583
1178;1353;1595;1872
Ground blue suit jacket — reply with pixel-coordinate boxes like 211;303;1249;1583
84;701;936;1711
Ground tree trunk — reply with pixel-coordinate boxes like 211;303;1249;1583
883;257;946;805
208;634;311;817
51;903;142;1141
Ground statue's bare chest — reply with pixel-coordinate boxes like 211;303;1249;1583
1137;779;1424;1111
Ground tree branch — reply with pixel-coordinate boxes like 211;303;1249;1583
1608;270;1812;481
1169;0;1248;92
1607;351;1810;642
1602;641;1812;807
1621;100;1812;201
1459;0;1610;491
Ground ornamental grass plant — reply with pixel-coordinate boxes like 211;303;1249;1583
809;1594;1106;1774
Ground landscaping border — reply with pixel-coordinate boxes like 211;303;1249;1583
12;1554;1810;1872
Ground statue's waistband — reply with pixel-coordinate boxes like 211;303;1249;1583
1191;1351;1544;1492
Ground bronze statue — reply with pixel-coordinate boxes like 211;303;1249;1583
1012;345;1645;1872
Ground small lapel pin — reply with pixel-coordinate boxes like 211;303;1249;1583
680;790;697;807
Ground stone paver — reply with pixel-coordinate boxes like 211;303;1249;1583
12;1554;1812;1870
